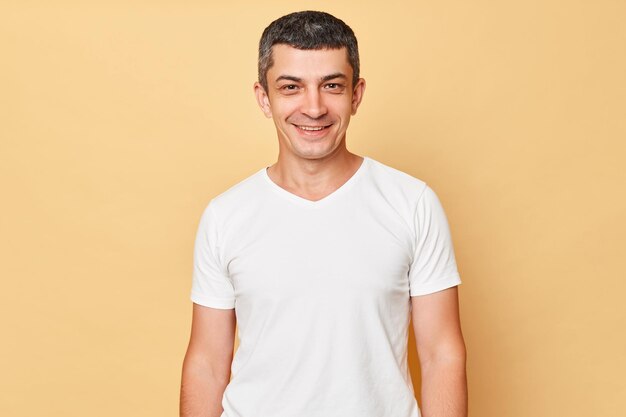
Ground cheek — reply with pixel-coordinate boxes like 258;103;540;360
271;100;298;120
329;96;353;113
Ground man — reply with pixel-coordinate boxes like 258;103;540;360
180;10;467;417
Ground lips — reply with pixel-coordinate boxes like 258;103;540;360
293;123;332;132
298;125;326;131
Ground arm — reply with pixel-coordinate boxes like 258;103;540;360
180;303;236;417
411;286;467;417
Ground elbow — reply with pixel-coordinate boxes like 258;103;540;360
419;339;467;370
182;349;232;386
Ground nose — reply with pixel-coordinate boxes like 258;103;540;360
301;88;327;119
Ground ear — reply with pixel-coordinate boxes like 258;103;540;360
351;78;366;116
253;82;272;118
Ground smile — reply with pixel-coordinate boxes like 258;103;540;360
294;124;331;131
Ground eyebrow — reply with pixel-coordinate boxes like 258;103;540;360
275;75;302;83
275;73;348;83
321;73;347;82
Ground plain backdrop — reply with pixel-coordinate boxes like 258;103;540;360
1;1;625;416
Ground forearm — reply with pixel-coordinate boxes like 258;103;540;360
419;357;467;417
180;355;230;417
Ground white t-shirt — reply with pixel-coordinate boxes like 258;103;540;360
191;156;462;417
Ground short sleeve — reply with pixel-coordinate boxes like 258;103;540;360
408;185;462;296
190;201;236;309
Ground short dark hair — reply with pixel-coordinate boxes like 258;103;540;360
258;11;360;92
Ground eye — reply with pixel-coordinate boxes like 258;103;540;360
323;82;345;93
281;84;299;91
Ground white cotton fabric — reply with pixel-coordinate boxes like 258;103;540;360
191;156;462;417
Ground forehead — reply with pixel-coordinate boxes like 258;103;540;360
268;44;352;81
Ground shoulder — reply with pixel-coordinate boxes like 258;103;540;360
201;166;267;223
365;157;430;205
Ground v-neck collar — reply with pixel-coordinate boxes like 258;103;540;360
261;156;370;208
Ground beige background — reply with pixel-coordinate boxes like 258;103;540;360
1;1;625;416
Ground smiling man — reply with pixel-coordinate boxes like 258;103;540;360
180;10;467;417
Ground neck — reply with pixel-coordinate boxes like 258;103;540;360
267;150;364;201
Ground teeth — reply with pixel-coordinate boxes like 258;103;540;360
298;125;325;131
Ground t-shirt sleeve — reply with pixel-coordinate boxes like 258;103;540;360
408;185;462;296
190;201;236;309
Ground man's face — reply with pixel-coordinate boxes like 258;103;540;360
254;44;365;162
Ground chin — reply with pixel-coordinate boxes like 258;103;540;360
279;129;343;159
292;143;341;160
